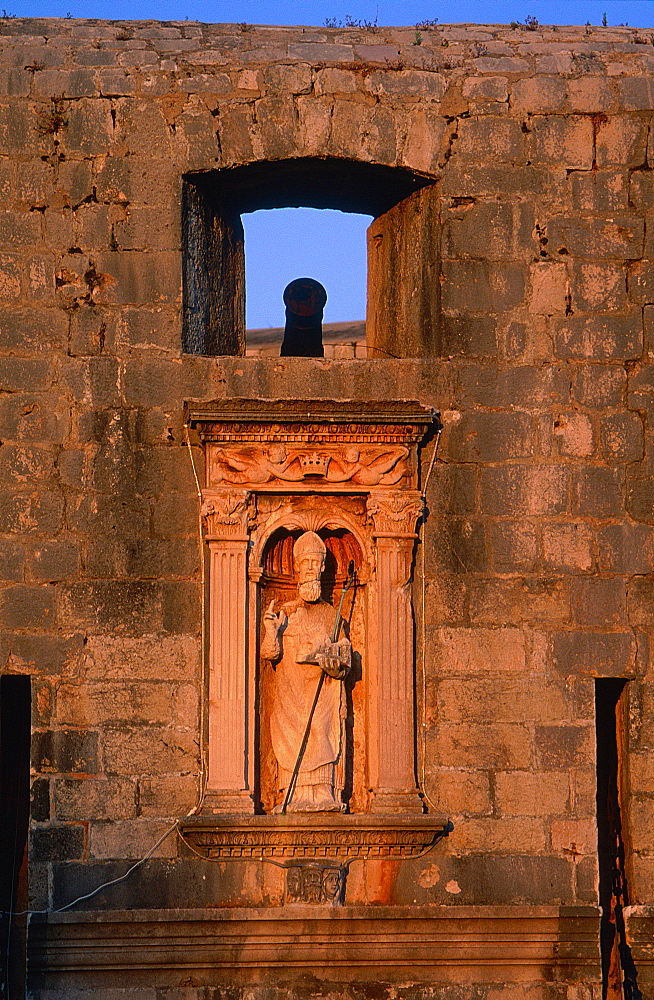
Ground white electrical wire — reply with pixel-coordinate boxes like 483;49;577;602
419;423;443;814
185;423;208;814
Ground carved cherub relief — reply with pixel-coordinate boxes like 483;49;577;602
211;445;409;487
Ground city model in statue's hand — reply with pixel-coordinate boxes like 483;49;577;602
261;531;351;812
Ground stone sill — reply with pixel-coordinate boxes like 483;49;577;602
179;812;451;861
28;904;601;987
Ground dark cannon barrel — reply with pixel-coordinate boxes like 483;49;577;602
280;278;327;357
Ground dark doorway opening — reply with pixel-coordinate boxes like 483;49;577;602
1;674;31;1000
595;678;641;1000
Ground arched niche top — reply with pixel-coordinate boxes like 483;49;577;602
182;155;440;359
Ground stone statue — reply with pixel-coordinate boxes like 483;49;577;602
261;531;351;812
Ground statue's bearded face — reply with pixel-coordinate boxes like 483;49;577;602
295;553;324;603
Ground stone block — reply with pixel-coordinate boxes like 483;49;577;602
542;523;595;573
571;263;627;312
217;104;255;163
462;75;508;102
0;443;56;484
433;626;526;675
468;577;570;625
423;768;491;816
573;364;627;407
442;202;533;260
439;315;497;358
572;466;624;517
0;392;71;443
0;305;68;353
629;170;654;212
541;411;596;458
496;770;570;817
431;722;533;770
54;777;136;820
441;410;533;462
255;96;300;159
56;681;174;726
0;250;20;299
58;580;161;635
570;169;629;213
423;576;468;625
600;412;644;462
28;541;80;581
627;576;654;626
6;633;84;674
548;216;644;260
366;69;446;99
314;67;357;95
551;631;635;677
138;774;199;816
529;262;568;314
454;117;524;163
616;76;654;111
101;726;197;775
627;478;654;523
599;523;654;573
455;362;569;409
30;776;50;822
0;489;65;535
529;115;593;169
0;538;24;580
535;724;595;768
30;824;85;863
437;676;569;724
0;582;56;628
596;116;648;168
441;260;526;311
628;799;654;852
555;313;642;360
629;259;654;304
92;251;181;306
566;76;615;113
89;818;176;860
32;728;99;774
121;357;209;407
448;816;549;856
489;520;538;572
425;517;487;574
480;465;569;516
113;205;181;252
511;76;566;112
573;578;627;626
83;634;200;682
160;580;200;635
551;818;597;857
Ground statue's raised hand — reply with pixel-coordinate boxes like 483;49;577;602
263;599;285;635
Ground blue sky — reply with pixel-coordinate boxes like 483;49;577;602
9;0;654;326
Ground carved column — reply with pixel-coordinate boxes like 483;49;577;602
202;488;253;810
366;491;424;814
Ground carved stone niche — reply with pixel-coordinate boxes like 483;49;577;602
182;400;447;869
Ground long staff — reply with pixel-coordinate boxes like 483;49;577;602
282;561;355;814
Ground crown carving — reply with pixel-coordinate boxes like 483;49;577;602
299;452;329;477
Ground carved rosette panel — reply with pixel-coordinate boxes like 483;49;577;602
186;401;435;815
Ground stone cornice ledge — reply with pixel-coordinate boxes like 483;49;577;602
179;813;451;861
28;905;600;987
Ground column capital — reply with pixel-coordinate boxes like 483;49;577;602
201;488;253;540
366;489;424;538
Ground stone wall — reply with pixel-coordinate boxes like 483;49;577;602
0;15;652;998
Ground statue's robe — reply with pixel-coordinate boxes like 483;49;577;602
261;598;350;811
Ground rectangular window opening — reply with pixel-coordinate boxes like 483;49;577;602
595;678;642;1000
1;674;31;1000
